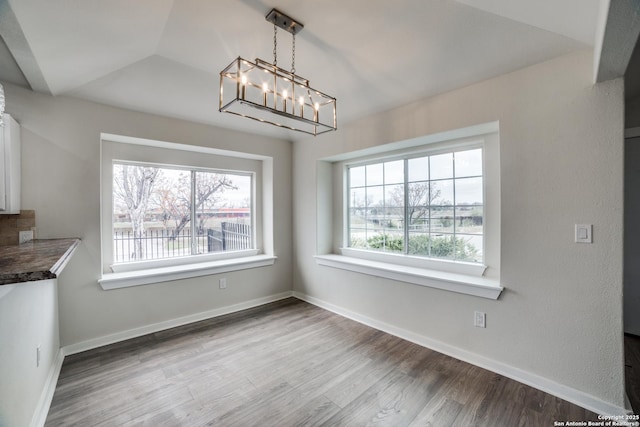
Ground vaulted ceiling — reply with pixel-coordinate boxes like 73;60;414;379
0;0;603;139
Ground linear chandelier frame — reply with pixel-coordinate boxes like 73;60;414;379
219;9;337;136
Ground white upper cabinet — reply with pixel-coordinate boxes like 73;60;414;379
0;114;21;214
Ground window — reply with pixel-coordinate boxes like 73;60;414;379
99;134;276;290
315;122;502;299
112;162;253;264
347;146;483;264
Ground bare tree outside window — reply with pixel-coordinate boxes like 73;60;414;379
388;182;442;226
113;164;160;260
151;171;237;239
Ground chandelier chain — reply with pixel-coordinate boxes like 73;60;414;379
291;33;296;74
273;24;277;67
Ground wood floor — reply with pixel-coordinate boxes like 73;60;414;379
626;333;640;413
46;298;600;426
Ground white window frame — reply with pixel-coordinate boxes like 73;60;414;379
314;122;503;300
110;161;257;272
343;144;485;267
99;134;276;290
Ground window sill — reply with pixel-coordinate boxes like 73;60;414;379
340;247;487;277
99;254;277;290
314;254;503;300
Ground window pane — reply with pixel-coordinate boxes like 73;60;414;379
366;163;383;186
350;208;366;228
367;186;384;208
384;207;404;230
113;164;190;263
195;171;252;254
349;166;365;188
408;182;430;207
429;234;456;260
407;213;428;231
408;157;429;182
384;160;404;184
385;232;404;253
368;231;403;253
407;182;429;229
430;180;453;205
385;184;404;207
349;229;367;248
349;187;367;209
430;153;453;180
455;177;483;205
408;232;430;256
407;204;428;229
456;235;483;262
430;207;454;233
455;149;483;177
455;206;483;234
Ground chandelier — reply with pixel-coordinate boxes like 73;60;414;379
219;9;337;136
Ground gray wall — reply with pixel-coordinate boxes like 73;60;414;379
3;83;293;347
625;137;640;335
292;49;625;408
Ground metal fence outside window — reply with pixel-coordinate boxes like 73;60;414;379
113;222;252;263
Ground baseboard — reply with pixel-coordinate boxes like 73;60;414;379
293;291;629;417
30;348;65;427
63;291;293;356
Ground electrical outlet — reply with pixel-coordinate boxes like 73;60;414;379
19;230;33;244
36;345;41;367
219;278;227;289
474;311;486;328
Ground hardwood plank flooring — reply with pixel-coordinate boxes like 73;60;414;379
626;333;640;413
46;298;600;426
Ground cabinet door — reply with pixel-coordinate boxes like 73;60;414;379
0;114;20;214
0;122;6;211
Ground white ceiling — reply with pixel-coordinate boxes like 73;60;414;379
0;0;601;140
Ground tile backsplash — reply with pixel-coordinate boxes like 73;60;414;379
0;210;36;246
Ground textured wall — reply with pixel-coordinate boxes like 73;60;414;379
624;138;640;335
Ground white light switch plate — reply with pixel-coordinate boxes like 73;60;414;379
575;224;592;243
19;230;33;244
474;311;486;328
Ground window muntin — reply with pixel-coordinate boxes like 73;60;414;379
347;147;483;263
112;161;253;265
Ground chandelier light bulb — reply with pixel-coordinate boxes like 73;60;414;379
262;82;268;105
240;75;247;99
282;89;288;112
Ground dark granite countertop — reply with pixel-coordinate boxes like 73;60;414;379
0;238;80;285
